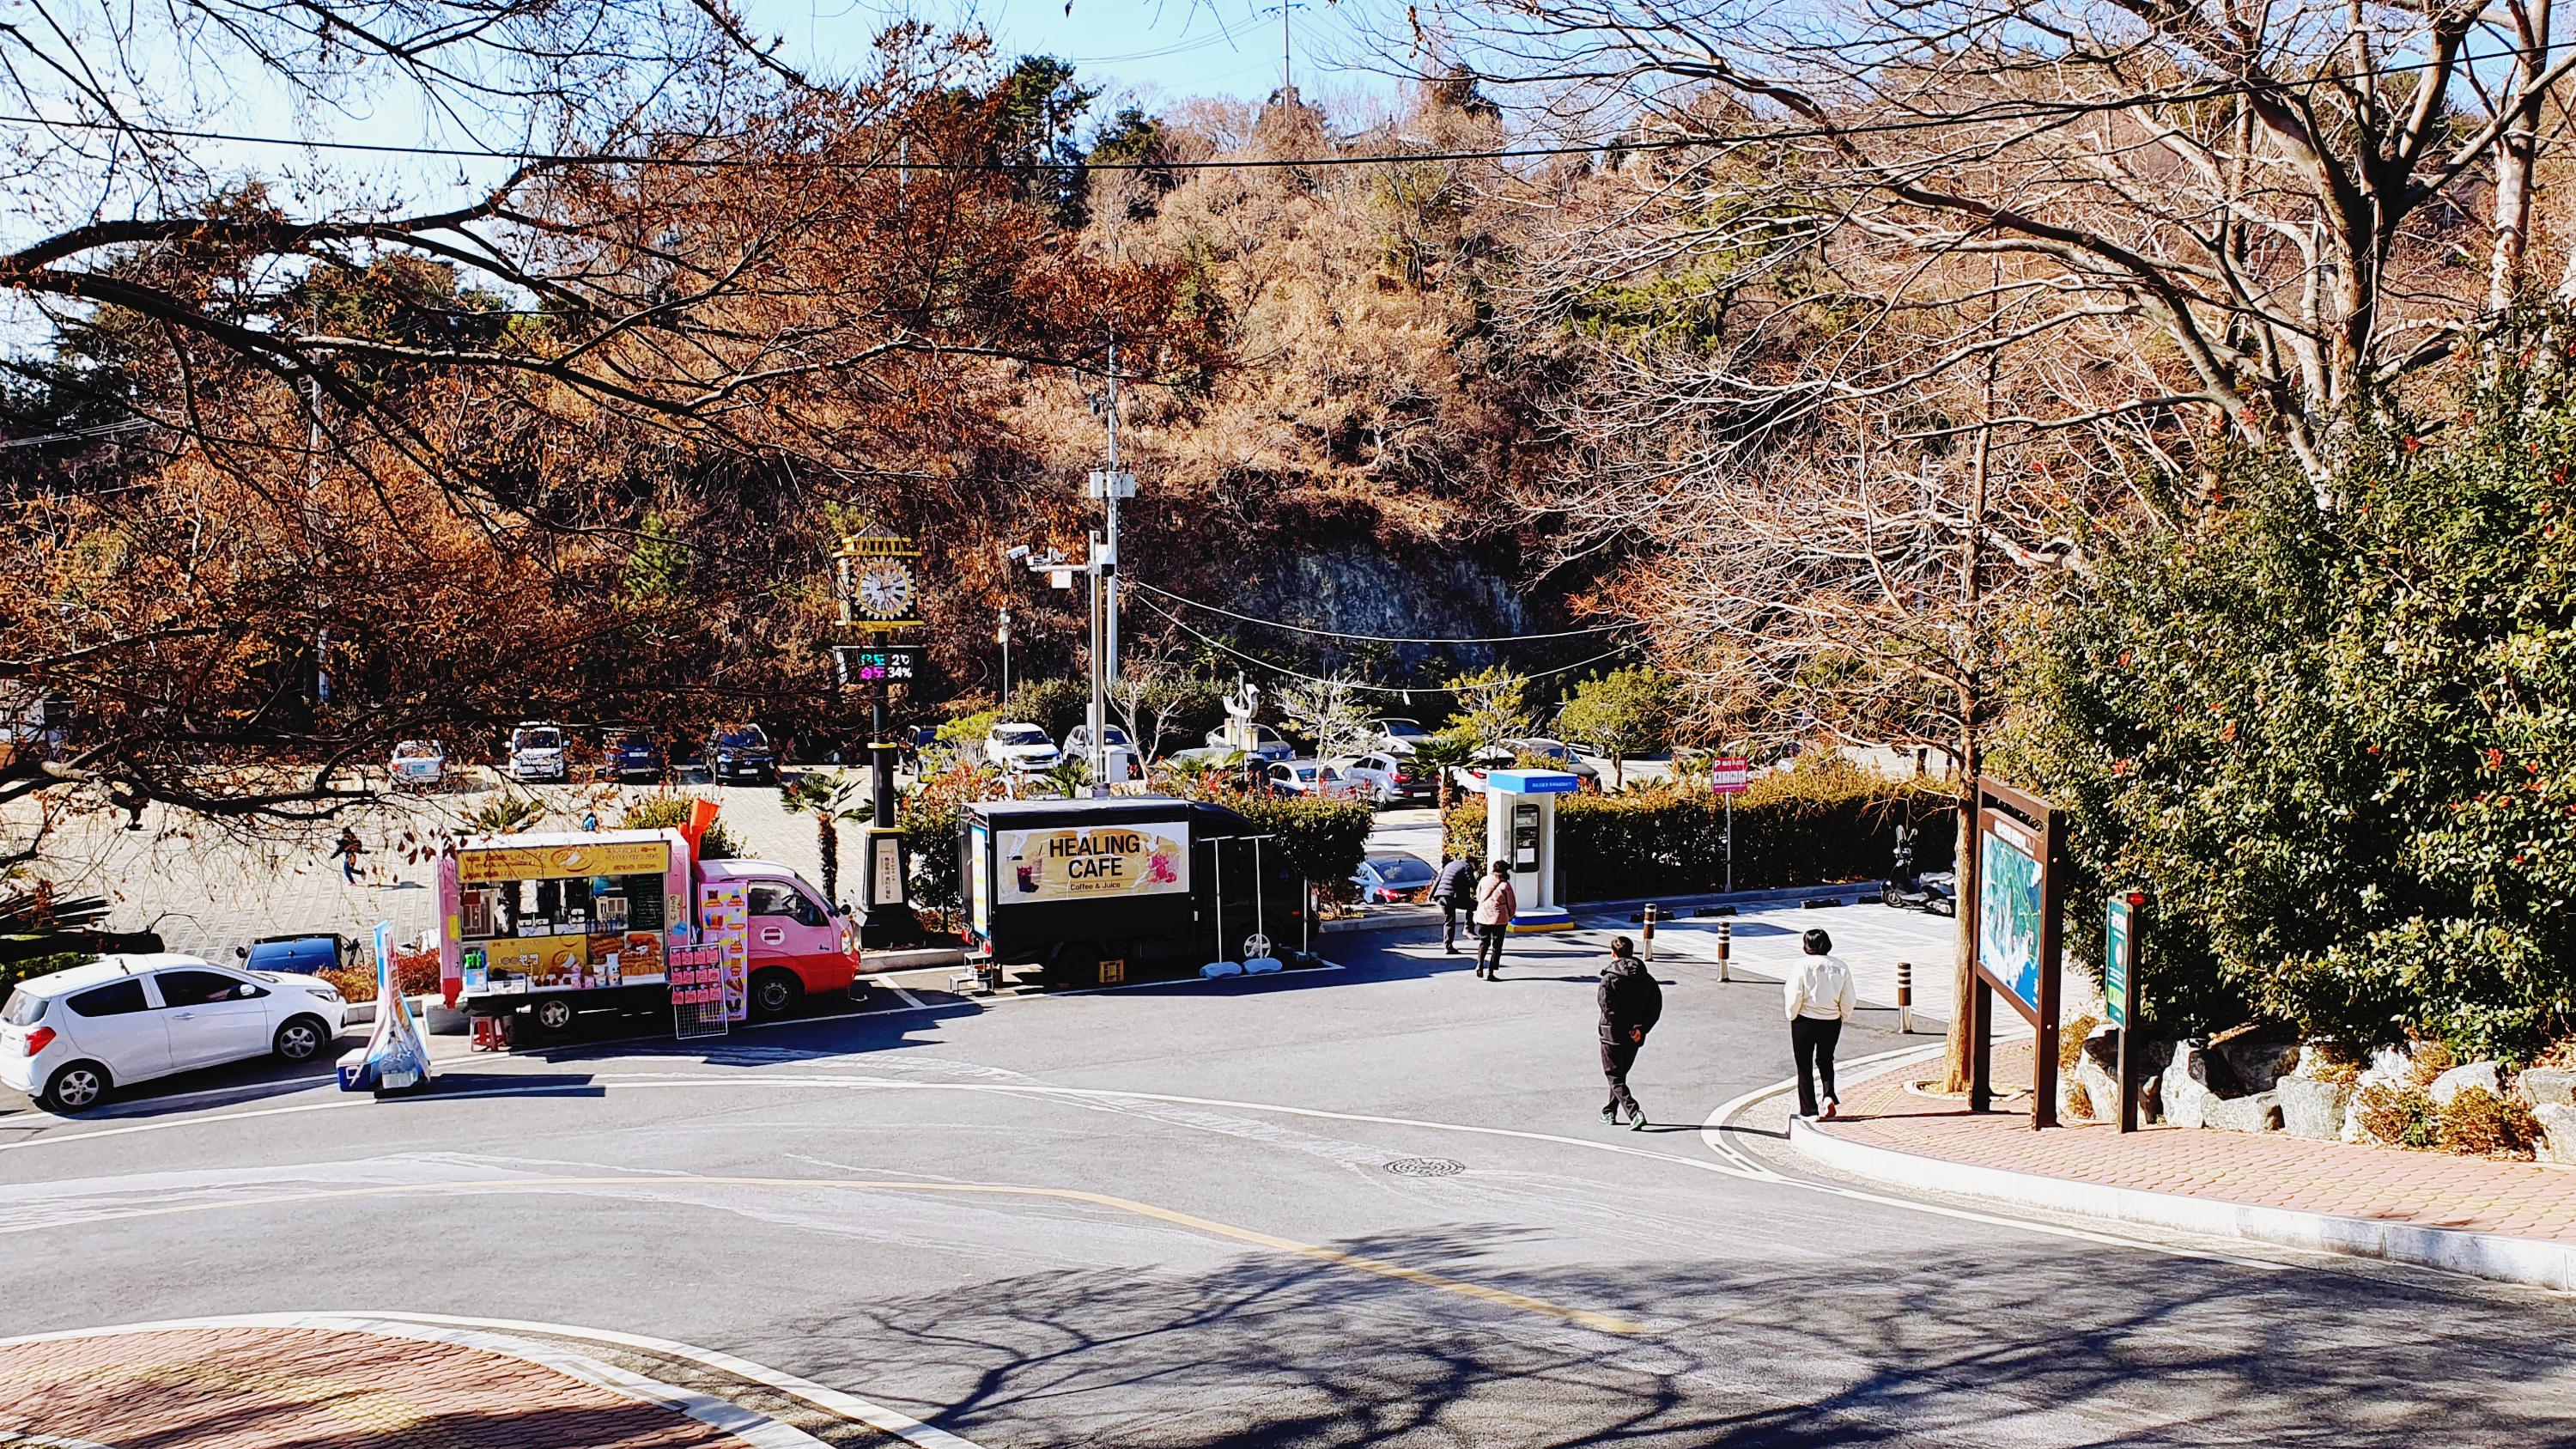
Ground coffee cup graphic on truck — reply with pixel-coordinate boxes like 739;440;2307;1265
1014;855;1039;893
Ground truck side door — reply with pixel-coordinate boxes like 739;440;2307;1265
744;880;853;989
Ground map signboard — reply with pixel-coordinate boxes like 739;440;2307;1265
1978;815;2046;1018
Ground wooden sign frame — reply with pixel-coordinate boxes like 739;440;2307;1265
1966;776;2069;1129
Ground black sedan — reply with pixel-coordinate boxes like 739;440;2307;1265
707;725;778;784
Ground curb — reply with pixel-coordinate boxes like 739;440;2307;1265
1787;1116;2576;1292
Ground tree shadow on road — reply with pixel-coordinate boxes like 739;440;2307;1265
766;1225;2576;1447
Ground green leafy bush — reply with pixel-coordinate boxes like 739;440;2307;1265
1443;755;1952;899
2008;344;2576;1057
1;952;96;995
615;793;739;859
2437;1086;2538;1159
1002;679;1087;742
1227;794;1376;893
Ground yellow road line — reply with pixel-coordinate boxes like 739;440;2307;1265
0;1174;1642;1334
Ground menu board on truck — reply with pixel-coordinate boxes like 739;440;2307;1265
696;879;750;1021
996;824;1189;903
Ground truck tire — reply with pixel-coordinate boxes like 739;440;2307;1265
750;968;804;1018
534;996;575;1032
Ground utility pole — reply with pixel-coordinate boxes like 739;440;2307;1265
998;607;1012;703
1089;329;1137;796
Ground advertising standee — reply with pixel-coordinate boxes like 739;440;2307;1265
696;880;750;1022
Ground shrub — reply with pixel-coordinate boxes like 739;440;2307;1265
2064;1081;2096;1121
1;951;95;995
2437;1087;2538;1159
1002;679;1086;742
1227;794;1376;892
2354;1081;2440;1148
617;793;739;859
2060;1014;2102;1071
2406;1040;2460;1088
1442;756;1953;899
320;946;441;1003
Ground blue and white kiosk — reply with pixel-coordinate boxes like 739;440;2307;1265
1477;768;1580;932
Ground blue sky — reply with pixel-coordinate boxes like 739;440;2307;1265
739;0;1368;109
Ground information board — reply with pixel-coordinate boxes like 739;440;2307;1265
2105;895;2134;1029
1710;757;1750;794
1978;817;2047;1018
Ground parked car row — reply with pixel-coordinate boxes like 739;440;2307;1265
383;721;777;787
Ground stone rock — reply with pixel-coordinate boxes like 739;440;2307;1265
2204;1091;2282;1134
2278;1077;2352;1140
2428;1060;2501;1105
2341;1068;2400;1142
2161;1042;2221;1129
2372;1046;2415;1080
2518;1068;2576;1109
2536;1103;2576;1166
2217;1039;2302;1094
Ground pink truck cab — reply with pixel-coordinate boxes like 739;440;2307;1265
439;828;859;1032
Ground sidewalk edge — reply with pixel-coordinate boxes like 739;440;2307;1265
1789;1117;2576;1292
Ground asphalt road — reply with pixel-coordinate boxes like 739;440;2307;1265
5;917;2573;1446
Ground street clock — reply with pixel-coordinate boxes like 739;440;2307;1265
855;558;914;622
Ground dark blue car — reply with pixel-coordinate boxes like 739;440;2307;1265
234;933;355;975
609;731;665;781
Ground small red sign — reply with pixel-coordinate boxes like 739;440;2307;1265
1710;757;1751;794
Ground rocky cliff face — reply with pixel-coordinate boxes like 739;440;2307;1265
1217;543;1533;675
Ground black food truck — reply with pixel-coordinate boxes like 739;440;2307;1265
961;796;1315;986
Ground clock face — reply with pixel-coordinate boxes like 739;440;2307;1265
857;562;914;619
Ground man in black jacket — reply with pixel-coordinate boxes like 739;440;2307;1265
1429;851;1477;955
1597;936;1663;1129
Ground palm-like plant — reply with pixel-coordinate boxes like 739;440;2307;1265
1039;756;1094;801
781;771;867;904
466;789;547;835
1408;734;1479;816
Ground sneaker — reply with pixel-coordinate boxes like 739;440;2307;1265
1600;1107;1618;1124
1820;1099;1838;1121
1628;1107;1647;1131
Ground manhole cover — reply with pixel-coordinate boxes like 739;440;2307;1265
1384;1157;1465;1178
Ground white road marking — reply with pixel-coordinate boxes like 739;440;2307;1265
0;1050;2316;1278
1698;1045;2294;1271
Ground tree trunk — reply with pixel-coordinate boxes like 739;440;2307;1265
817;810;839;904
1941;290;1999;1096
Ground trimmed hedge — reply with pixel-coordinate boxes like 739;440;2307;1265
1225;794;1376;894
1443;758;1955;900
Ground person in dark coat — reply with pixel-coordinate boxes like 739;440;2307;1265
1597;936;1663;1129
1430;851;1477;955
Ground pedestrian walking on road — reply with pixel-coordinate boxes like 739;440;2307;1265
1597;936;1662;1129
1472;861;1516;979
336;826;364;886
1431;851;1476;955
1786;928;1858;1118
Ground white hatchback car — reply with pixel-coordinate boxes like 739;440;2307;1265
0;953;348;1112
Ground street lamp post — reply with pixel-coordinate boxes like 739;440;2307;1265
998;607;1011;704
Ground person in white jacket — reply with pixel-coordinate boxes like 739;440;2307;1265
1784;928;1858;1119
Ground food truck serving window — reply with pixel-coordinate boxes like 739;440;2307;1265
455;838;676;993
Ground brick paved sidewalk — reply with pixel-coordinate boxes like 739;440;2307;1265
0;1325;762;1447
1819;1041;2576;1242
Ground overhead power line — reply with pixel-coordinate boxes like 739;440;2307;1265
1132;591;1637;693
1129;580;1627;644
0;40;2552;175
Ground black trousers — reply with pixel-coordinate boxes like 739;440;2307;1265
1791;1014;1844;1117
1440;901;1462;949
1601;1036;1643;1117
1476;922;1507;971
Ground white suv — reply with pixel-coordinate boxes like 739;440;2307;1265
984;721;1060;772
0;953;348;1112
